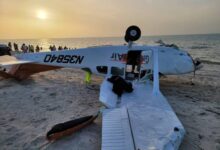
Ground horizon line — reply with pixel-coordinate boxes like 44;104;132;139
0;32;220;41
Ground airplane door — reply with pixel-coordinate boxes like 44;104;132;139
125;50;142;80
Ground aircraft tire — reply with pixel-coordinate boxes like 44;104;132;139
125;25;141;42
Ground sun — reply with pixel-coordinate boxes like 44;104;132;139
37;10;47;20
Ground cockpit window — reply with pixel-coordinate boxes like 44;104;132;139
111;67;124;76
96;66;108;74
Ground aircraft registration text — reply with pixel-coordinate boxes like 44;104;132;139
44;54;84;64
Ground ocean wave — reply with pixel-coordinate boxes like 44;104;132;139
200;60;220;65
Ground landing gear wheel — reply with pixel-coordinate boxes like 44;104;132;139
124;25;141;43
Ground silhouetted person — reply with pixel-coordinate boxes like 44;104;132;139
8;42;12;50
49;45;53;51
58;46;63;50
13;43;19;52
28;45;32;53
64;46;68;50
29;45;34;53
52;45;56;51
36;45;40;52
21;43;28;53
21;44;25;52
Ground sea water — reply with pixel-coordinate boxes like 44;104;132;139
0;34;220;85
1;34;220;64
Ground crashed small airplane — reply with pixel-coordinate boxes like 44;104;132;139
0;26;201;150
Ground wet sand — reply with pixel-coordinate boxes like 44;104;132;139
0;65;220;150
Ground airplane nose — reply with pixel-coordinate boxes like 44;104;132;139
175;52;195;74
185;52;202;73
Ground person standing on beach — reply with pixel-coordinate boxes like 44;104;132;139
36;45;40;52
58;46;63;50
49;45;53;51
64;46;68;50
21;43;28;53
21;44;25;53
8;42;12;50
29;45;34;53
13;43;19;52
28;45;31;53
52;45;56;51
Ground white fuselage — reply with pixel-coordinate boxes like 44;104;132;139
15;44;195;77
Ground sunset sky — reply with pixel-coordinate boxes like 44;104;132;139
0;0;220;39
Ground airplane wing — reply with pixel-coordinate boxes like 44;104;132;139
0;47;100;80
0;55;61;80
0;55;33;66
100;78;185;150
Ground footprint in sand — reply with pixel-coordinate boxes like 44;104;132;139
199;112;207;116
49;92;57;96
33;96;41;104
46;105;61;111
8;118;16;122
31;118;47;126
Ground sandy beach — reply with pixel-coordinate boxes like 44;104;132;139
0;64;220;150
1;0;220;149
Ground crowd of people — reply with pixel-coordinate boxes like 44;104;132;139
49;45;69;51
8;42;42;53
7;42;71;53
